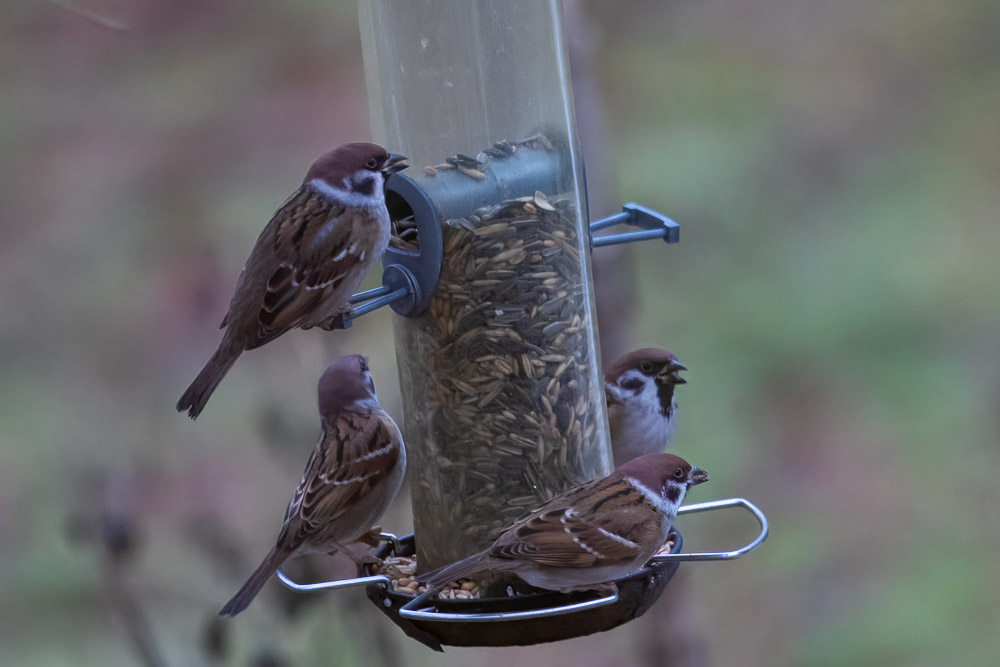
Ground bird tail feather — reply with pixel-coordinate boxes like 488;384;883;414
176;340;241;419
219;545;287;617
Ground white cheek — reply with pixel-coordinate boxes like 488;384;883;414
637;376;660;406
623;374;674;426
309;173;385;209
629;479;684;518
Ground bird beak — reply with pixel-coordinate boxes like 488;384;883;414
658;359;687;385
381;153;409;176
688;467;709;486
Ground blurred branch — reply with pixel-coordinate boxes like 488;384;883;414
66;470;166;667
48;0;132;32
102;560;168;667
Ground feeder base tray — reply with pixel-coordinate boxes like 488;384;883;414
363;532;683;651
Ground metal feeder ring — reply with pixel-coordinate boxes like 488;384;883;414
276;497;767;651
363;530;683;650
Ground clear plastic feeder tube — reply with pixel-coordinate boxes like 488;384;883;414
360;0;611;571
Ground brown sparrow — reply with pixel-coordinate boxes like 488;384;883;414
605;348;687;468
177;144;408;419
219;355;405;616
418;453;707;594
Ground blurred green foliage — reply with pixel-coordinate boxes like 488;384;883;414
1;1;998;665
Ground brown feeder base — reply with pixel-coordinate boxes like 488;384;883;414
363;532;684;651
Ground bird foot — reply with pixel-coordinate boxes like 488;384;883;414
585;581;619;597
328;543;380;567
354;526;383;548
318;312;351;331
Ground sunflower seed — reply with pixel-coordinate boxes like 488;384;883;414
459;166;486;181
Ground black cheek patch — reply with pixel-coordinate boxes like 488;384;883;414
352;176;376;196
664;485;680;503
620;378;644;393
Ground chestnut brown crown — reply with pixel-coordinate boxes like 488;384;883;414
304;143;407;188
617;453;708;494
317;354;377;418
605;347;687;386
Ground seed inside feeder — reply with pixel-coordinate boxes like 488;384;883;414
392;138;611;571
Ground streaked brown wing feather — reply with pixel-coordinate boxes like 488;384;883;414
281;412;399;543
488;477;659;568
230;186;372;349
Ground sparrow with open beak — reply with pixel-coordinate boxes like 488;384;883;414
418;453;707;595
177;144;408;419
219;355;405;616
605;348;688;468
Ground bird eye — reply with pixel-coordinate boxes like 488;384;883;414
672;467;685;480
365;157;379;169
640;361;654;374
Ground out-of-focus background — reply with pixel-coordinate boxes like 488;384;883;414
2;0;999;665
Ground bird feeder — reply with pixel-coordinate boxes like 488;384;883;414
276;0;768;650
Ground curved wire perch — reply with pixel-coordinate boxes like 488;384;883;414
400;496;768;623
275;567;392;594
275;497;768;623
398;589;620;623
275;530;403;593
274;558;621;623
652;497;769;562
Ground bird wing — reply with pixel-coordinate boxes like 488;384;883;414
276;410;400;546
223;186;375;348
487;476;663;568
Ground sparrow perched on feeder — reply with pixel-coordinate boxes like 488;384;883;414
418;453;707;594
605;348;687;468
177;143;408;419
219;355;406;617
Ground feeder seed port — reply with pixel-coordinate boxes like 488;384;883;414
336;190;681;329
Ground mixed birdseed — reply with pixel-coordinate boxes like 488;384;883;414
372;555;479;598
393;137;611;571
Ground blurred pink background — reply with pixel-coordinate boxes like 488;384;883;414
2;1;999;665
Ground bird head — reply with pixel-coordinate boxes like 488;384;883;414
618;452;708;510
305;143;408;199
317;354;379;419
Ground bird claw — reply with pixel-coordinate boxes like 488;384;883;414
587;581;619;597
327;547;380;567
318;312;350;331
359;553;384;566
354;526;384;548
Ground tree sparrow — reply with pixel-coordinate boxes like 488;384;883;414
605;348;687;468
177;144;408;419
418;453;707;595
219;355;405;616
